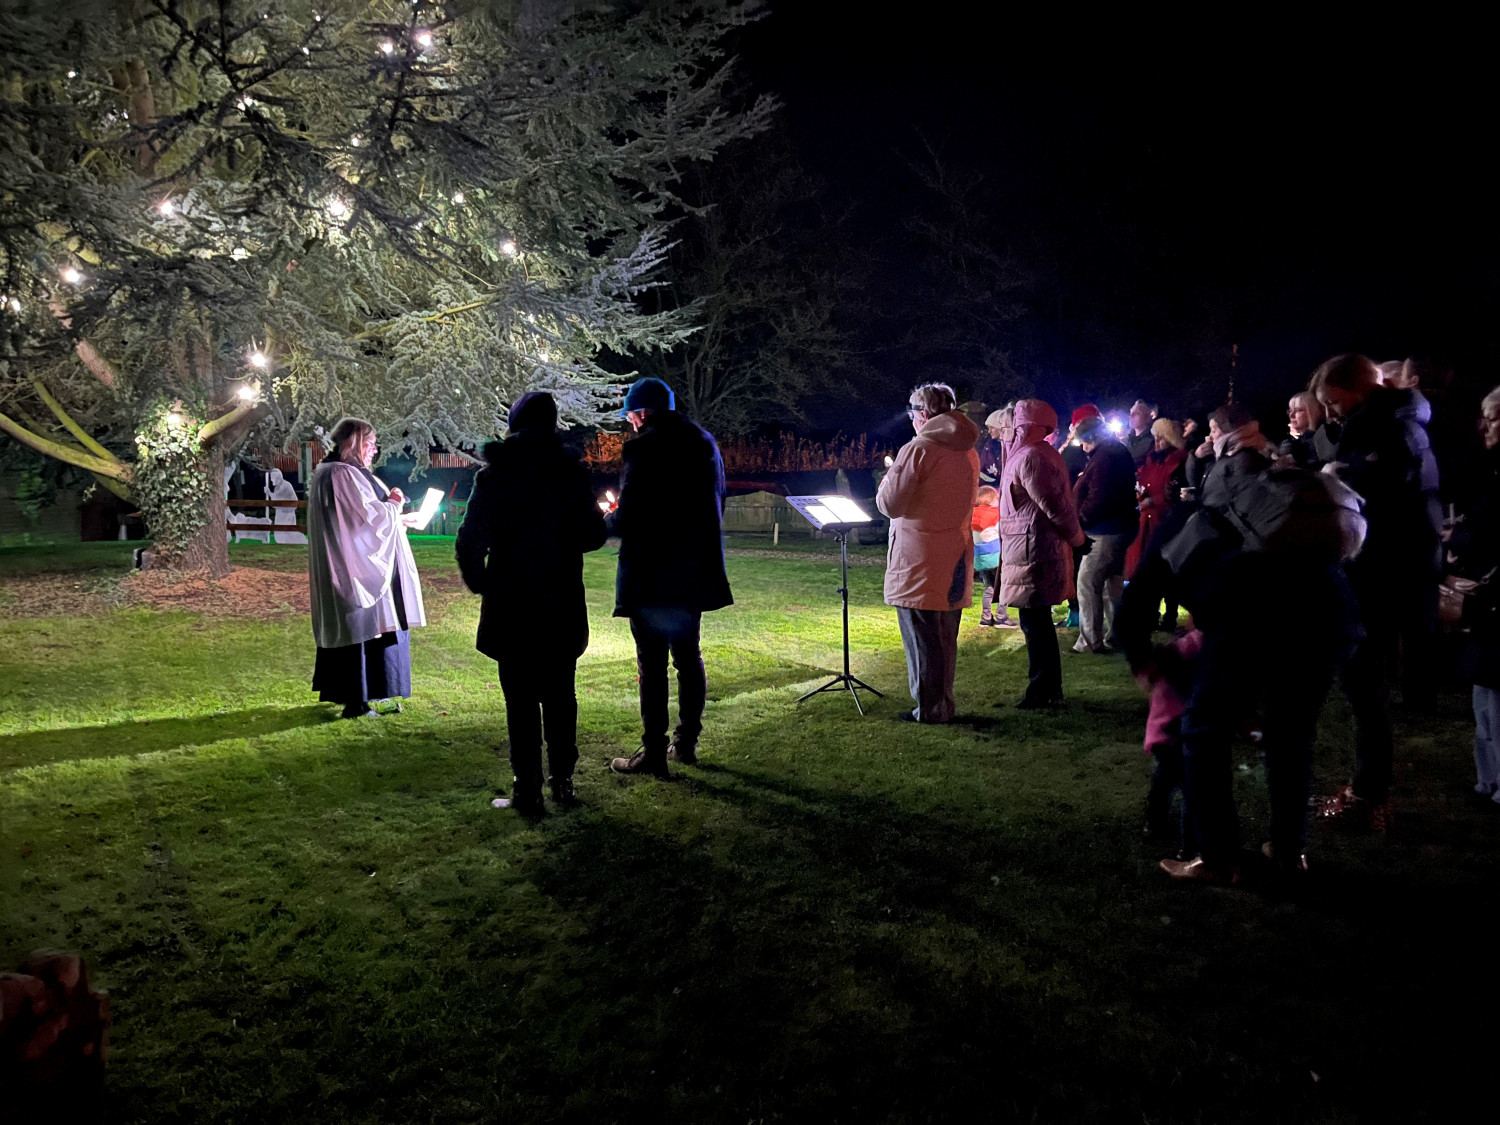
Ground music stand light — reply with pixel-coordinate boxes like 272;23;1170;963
785;495;885;715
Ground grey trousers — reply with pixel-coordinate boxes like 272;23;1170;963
896;606;962;722
1076;531;1131;651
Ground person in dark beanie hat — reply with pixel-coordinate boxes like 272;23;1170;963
605;377;733;777
456;391;608;815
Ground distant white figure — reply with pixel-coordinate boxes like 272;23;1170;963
224;460;238;543
266;468;307;544
233;463;271;543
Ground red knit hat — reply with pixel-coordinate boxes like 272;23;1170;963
1070;403;1102;427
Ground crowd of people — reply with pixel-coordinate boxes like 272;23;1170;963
301;358;1499;886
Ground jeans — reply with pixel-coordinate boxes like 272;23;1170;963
497;653;578;793
1016;605;1063;703
1341;572;1395;804
1473;685;1500;802
896;607;962;722
977;567;1006;623
1076;531;1131;650
630;607;706;759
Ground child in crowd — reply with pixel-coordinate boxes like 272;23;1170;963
1137;628;1203;851
971;485;1012;627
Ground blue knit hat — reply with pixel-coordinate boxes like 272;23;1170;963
620;377;674;417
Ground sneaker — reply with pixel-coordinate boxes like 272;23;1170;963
341;702;379;720
1159;857;1240;885
610;748;670;779
1312;785;1392;832
667;741;699;766
493;788;545;816
977;617;997;628
994;616;1018;628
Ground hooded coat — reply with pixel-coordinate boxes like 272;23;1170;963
998;438;1084;608
307;460;428;649
877;409;981;611
609;409;733;616
455;405;608;662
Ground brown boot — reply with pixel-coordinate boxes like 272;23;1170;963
610;748;670;779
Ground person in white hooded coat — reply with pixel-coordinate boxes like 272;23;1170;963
308;417;428;718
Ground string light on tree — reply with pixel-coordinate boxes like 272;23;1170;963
236;385;258;402
248;350;270;369
451;191;465;204
500;239;518;257
326;197;350;220
414;29;433;50
156;198;175;217
61;267;83;285
379;40;395;55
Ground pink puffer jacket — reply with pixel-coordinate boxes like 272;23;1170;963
998;439;1084;608
876;411;981;611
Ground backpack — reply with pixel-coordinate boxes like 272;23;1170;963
1162;464;1366;577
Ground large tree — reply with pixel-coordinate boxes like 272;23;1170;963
0;0;771;571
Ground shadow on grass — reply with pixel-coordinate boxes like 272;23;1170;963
0;705;332;771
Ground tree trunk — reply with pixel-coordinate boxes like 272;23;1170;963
139;442;230;577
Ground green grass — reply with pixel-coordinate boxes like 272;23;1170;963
1;539;1494;1123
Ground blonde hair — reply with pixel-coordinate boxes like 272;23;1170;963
1288;391;1325;429
976;484;999;505
1150;418;1185;449
909;382;957;415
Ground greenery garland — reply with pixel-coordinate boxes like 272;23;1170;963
132;400;213;557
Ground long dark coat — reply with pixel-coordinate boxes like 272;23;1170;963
608;410;733;616
455;432;608;661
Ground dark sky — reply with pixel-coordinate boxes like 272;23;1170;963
740;8;1497;433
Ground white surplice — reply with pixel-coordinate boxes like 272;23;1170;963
307;461;427;649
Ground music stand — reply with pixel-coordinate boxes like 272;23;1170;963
787;495;885;715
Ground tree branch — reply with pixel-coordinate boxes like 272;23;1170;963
32;381;121;463
46;300;120;389
198;402;269;447
0;411;134;481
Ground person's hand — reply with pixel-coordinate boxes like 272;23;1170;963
386;487;406;506
1139;497;1154;510
598;489;618;514
400;512;424;528
1193;441;1213;459
1321;462;1347;476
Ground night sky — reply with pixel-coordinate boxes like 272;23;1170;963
740;9;1496;436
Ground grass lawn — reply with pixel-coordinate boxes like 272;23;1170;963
1;537;1495;1123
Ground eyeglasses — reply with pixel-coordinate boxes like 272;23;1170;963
906;406;925;419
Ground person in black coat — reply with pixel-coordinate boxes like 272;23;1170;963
1071;416;1139;653
1312;353;1443;828
604;377;733;778
456;392;608;814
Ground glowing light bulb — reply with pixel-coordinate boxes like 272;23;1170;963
61;267;83;285
236;385;257;402
379;40;395;55
66;69;77;79
156;198;175;217
537;348;551;363
249;351;270;369
326;197;350;220
165;411;183;427
350;134;363;148
302;46;310;55
7;297;22;312
499;239;518;257
415;30;433;49
451;191;465;204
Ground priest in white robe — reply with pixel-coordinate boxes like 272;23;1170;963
307;418;428;719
